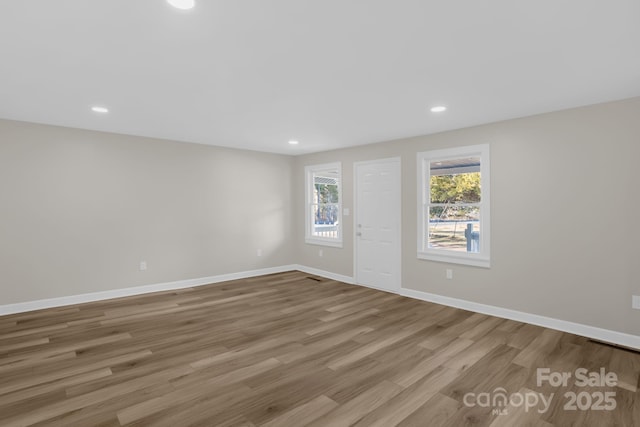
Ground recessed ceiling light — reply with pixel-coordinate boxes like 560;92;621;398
288;140;299;145
167;0;195;10
91;106;109;113
430;106;447;113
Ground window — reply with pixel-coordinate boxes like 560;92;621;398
417;144;490;267
305;162;342;247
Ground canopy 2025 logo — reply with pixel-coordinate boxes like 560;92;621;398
537;367;617;411
463;367;618;415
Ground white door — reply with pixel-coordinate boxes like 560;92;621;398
354;158;401;292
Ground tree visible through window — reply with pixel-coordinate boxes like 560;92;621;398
429;158;481;252
305;163;342;247
418;145;490;267
313;175;339;238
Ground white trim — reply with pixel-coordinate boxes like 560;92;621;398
4;264;638;350
293;267;640;349
293;264;354;284
305;162;343;248
399;286;640;350
0;265;297;316
417;144;491;268
353;157;402;292
304;238;343;248
417;252;490;268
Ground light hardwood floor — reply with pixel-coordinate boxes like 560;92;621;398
1;271;639;426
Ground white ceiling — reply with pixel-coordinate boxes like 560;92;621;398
1;1;639;155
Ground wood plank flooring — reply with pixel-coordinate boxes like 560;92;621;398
1;271;639;426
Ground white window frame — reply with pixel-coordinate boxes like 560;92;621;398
305;162;343;248
417;144;491;268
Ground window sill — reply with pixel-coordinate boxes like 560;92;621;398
305;238;343;248
417;251;490;268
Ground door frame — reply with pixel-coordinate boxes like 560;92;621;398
353;157;402;293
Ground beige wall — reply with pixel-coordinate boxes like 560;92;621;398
294;97;640;336
0;119;294;304
2;98;639;337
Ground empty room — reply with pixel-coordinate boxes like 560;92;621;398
1;1;640;426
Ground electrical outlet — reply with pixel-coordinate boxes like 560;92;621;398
257;249;262;257
319;249;323;257
139;261;147;271
632;295;640;310
446;269;453;280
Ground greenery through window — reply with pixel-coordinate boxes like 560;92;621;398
429;158;481;252
418;145;490;267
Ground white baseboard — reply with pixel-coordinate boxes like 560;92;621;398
3;265;638;351
0;265;297;316
289;266;640;349
400;287;640;350
293;265;355;284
